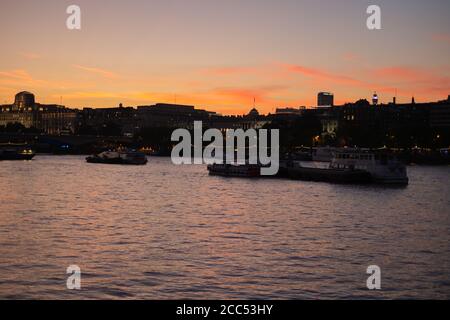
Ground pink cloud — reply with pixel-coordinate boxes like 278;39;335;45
373;67;431;80
280;62;449;100
372;66;450;96
279;63;366;87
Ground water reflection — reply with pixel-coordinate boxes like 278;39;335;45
0;156;449;299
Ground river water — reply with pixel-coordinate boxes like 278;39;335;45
0;156;449;299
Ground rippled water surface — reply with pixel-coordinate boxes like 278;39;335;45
0;156;449;299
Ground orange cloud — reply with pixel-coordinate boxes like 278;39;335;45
214;88;265;102
213;85;288;104
0;70;49;103
54;91;124;100
52;85;292;114
2;61;448;114
0;69;49;89
0;69;34;81
73;65;119;79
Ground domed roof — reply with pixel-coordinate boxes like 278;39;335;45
248;108;259;115
14;91;35;108
15;91;34;96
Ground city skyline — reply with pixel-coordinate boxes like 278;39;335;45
1;0;449;114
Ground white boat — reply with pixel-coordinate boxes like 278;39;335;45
330;149;409;185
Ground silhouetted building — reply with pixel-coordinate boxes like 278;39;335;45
14;91;36;110
428;99;450;128
137;103;213;129
318;92;334;107
247;108;260;118
3;90;449;147
239;108;269;129
275;107;305;115
78;105;137;135
0;92;77;134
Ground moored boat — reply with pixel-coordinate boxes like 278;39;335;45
280;160;372;184
0;144;35;161
311;146;339;162
330;149;409;185
207;163;261;177
206;148;409;185
86;150;148;165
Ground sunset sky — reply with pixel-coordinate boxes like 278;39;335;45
0;0;449;114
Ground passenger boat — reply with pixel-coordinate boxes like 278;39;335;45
0;143;36;161
207;163;261;177
86;150;148;165
330;149;409;185
280;160;372;184
311;146;339;162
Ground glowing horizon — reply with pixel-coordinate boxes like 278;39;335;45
0;0;449;115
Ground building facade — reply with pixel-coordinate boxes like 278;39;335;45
0;92;77;134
